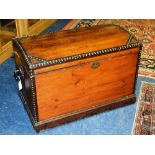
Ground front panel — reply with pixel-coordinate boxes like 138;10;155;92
35;51;139;121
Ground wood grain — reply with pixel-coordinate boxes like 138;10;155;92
35;52;138;121
21;25;134;60
0;41;13;64
15;19;29;37
34;47;139;74
14;49;35;119
34;95;136;132
14;24;140;131
28;19;56;35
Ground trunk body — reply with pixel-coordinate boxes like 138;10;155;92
13;25;142;132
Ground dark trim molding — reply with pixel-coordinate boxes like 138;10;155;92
13;24;141;132
19;91;36;125
33;94;136;132
29;70;39;122
133;45;143;93
19;79;38;123
12;24;142;70
13;37;142;70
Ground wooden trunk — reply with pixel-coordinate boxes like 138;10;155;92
13;25;142;132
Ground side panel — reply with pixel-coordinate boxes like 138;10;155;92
14;48;37;122
35;50;139;121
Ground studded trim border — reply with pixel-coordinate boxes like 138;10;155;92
13;38;33;68
133;45;143;93
127;35;133;45
14;24;136;41
13;37;142;70
13;24;142;125
13;38;38;122
29;69;38;122
13;24;142;70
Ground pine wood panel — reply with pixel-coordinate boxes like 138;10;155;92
21;25;135;60
0;29;15;46
28;19;56;35
34;47;139;74
13;24;141;131
35;52;138;121
15;19;29;37
0;41;13;64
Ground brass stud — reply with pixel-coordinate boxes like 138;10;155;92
99;50;102;54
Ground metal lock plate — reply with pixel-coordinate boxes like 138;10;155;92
91;61;100;69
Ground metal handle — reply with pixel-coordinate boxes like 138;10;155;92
14;66;24;81
14;69;21;81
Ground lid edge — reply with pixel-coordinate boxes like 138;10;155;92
13;38;33;70
12;24;142;70
29;42;142;70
